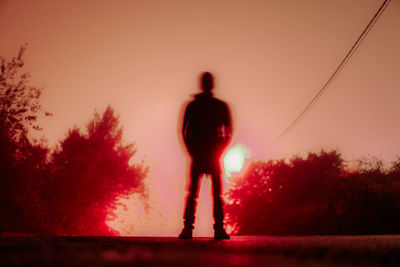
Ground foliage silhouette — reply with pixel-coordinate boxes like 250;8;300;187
0;44;51;141
225;150;400;235
0;45;51;233
43;106;148;235
0;46;147;235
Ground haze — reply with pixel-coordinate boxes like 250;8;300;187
1;0;399;235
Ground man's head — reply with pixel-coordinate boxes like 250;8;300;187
200;72;214;92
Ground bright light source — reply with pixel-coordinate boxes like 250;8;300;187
223;143;250;178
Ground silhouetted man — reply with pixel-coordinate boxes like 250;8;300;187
179;72;232;240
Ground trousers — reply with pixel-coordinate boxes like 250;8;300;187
183;156;224;228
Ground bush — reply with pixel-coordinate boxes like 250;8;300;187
225;150;400;235
42;107;148;235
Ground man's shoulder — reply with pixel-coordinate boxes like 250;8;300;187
187;93;229;110
213;97;228;105
210;97;230;111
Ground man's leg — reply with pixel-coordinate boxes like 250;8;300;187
211;165;230;239
211;168;224;227
179;161;200;239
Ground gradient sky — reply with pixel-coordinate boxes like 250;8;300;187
1;0;399;235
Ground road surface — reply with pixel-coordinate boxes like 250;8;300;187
1;235;400;266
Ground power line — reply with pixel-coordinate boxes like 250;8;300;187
275;0;391;141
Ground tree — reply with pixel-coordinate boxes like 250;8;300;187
0;44;51;142
0;46;148;235
0;45;51;233
225;150;400;235
224;150;345;235
43;106;148;235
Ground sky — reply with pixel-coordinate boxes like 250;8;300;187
1;0;399;236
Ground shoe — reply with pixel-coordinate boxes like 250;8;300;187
214;227;230;240
178;227;193;239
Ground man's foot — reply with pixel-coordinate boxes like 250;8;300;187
178;227;193;239
214;227;230;240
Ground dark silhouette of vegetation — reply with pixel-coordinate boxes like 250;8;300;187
225;150;400;235
42;107;148;235
0;46;147;235
0;44;51;233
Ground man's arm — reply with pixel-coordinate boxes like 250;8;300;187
219;102;232;145
182;106;190;147
225;104;232;143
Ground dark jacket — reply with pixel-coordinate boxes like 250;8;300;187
182;92;232;159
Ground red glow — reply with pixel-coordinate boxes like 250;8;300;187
223;143;251;179
106;193;149;236
107;144;251;237
106;183;215;237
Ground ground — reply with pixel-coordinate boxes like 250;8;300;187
1;235;400;266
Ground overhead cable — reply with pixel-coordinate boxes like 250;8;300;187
275;0;391;141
